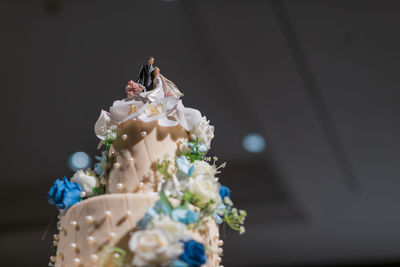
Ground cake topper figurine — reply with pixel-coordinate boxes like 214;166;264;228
140;66;183;101
136;56;155;91
126;62;183;101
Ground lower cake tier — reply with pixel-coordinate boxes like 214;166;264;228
54;193;221;267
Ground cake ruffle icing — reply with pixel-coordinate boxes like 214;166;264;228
47;77;246;267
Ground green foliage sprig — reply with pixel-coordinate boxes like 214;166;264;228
155;158;173;180
223;207;247;234
181;138;207;163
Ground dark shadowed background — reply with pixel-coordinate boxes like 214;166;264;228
1;0;400;266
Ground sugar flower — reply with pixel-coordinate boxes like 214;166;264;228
171;208;199;225
186;175;220;207
48;177;82;210
129;228;183;267
191;160;217;179
71;169;99;197
152;216;190;243
137;207;159;230
219;185;231;200
189;116;214;149
176;156;194;176
180;240;206;267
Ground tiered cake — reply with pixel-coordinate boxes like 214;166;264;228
47;63;246;267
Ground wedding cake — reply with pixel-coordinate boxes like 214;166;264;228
47;60;246;267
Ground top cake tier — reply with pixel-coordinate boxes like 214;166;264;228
94;85;214;195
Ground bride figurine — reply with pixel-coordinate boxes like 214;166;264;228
140;67;183;102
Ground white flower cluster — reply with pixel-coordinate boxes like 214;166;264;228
71;169;99;197
128;216;189;267
164;158;221;209
101;124;117;141
189;116;214;149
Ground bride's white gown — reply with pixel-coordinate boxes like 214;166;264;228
140;74;183;102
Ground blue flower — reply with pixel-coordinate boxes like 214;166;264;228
137;207;158;229
212;208;224;224
219;185;231;200
198;143;208;153
94;152;105;176
48;177;82;210
154;197;173;215
176;156;194;176
171;208;199;225
180;240;206;267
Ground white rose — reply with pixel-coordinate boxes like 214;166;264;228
188;175;220;206
71;169;99;197
152;216;190;243
129;228;183;267
189;116;214;149
191;160;217;179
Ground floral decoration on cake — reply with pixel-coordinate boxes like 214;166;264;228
46;58;246;267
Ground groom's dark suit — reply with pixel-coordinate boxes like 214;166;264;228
136;64;154;91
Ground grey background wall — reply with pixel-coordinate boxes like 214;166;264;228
1;0;400;266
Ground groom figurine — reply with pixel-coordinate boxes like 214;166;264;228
136;56;155;92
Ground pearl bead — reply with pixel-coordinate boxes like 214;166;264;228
73;258;80;265
216;233;220;238
70;221;78;230
53;240;58;246
69;243;77;249
86;236;95;244
138;182;144;188
113;162;120;169
53;234;59;240
129;157;134;162
89;254;99;263
121;134;128;140
116;183;124;192
218;239;224;246
109;232;116;239
50;256;56;262
80;191;86;198
140;131;147;137
217;257;222;263
85;216;94;224
218;247;223;254
104;210;112;218
125;210;132;217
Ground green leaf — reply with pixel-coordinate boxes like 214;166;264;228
159;190;173;213
92;186;104;196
